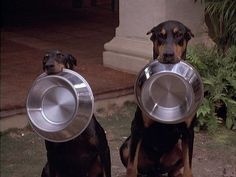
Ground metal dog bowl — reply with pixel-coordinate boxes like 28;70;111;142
26;69;94;142
135;60;203;124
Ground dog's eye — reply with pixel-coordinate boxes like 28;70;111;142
175;32;183;39
158;33;166;40
43;55;49;62
44;54;49;59
56;52;62;56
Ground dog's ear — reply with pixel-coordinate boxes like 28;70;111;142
185;27;194;41
42;54;49;71
147;27;159;60
64;54;77;70
147;27;157;42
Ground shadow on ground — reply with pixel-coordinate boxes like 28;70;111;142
1;102;236;177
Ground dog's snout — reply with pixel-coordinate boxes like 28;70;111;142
45;63;54;68
163;51;175;63
164;51;174;58
45;58;55;69
44;60;56;74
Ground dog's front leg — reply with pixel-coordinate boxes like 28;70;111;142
127;139;142;177
182;125;194;177
182;139;193;177
126;107;145;177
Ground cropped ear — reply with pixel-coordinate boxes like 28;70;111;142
146;29;152;35
147;27;157;42
185;27;194;41
42;54;49;71
64;54;77;70
147;27;159;60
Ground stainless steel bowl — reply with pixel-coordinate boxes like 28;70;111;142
135;60;203;124
26;69;94;142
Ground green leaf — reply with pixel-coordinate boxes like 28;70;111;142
203;78;215;86
228;80;236;89
226;117;233;129
197;98;211;117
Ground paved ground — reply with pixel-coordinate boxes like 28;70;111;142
0;4;136;113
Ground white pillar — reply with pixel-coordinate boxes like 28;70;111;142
103;0;204;73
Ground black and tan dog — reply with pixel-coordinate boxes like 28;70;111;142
119;21;195;177
41;50;111;177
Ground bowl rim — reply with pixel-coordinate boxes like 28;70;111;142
26;69;94;142
134;60;204;124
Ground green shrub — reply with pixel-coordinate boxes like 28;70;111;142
187;45;236;131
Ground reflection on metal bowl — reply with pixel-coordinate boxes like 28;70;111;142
135;60;204;124
26;69;94;142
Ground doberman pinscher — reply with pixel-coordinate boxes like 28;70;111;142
119;21;195;177
41;50;111;177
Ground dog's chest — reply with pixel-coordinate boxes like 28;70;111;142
141;123;182;156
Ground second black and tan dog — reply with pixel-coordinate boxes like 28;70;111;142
41;50;111;177
119;21;195;177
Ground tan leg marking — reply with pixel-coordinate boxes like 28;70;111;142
126;141;142;177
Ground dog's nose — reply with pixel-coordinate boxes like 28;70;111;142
45;59;55;70
45;64;54;69
163;51;175;63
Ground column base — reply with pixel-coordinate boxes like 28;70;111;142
103;37;152;73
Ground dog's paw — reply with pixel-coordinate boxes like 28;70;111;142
183;173;193;177
126;168;137;177
182;167;193;177
169;172;183;177
173;175;183;177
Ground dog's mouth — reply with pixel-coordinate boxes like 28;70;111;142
157;57;181;64
45;69;56;75
45;65;64;75
45;69;63;75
